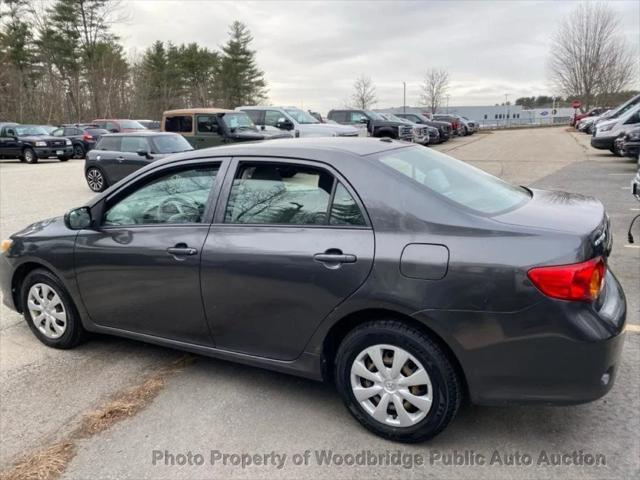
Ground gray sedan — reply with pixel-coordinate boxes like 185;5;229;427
0;137;626;442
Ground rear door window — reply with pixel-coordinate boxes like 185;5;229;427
165;116;193;133
197;115;219;133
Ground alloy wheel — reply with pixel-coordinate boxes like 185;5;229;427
350;344;433;427
86;168;104;191
27;283;67;339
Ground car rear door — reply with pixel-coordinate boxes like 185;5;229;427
201;158;375;360
75;160;227;345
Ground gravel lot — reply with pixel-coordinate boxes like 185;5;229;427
1;127;638;479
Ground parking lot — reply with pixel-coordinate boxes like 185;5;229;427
1;127;638;479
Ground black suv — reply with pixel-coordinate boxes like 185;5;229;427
51;124;109;159
394;113;452;143
0;124;73;163
327;109;413;141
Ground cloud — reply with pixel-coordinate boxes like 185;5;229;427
112;0;640;113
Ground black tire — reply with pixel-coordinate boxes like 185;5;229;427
85;166;108;192
611;142;623;157
20;269;86;349
23;147;38;164
58;156;70;162
72;143;85;159
335;319;462;443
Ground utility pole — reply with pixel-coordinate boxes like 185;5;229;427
403;81;406;114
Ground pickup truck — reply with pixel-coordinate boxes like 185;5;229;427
0;123;73;163
326;109;414;141
393;113;452;143
162;108;292;148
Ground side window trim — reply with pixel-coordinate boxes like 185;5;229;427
99;158;229;228
213;157;371;229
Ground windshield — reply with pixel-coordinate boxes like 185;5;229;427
284;109;319;124
15;126;48;136
375;146;530;215
388;114;411;124
119;120;145;129
152;134;194;153
221;112;256;130
365;110;385;121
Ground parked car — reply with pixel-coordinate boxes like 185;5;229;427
92;119;146;133
628;156;640;243
327;109;413;141
84;132;193;192
308;111;324;123
136;120;161;131
0;124;72;163
0;137;625;443
591;105;640;155
39;125;58;135
162;108;292;149
379;113;430;145
51;124;109;159
236;106;359;137
572;108;606;127
432;114;462;135
615;127;640;159
458;116;477;135
393;113;451;143
590;95;640;133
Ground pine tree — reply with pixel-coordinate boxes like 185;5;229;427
219;21;267;108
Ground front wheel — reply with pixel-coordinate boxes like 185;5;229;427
21;269;86;349
335;320;462;443
72;143;85;159
85;167;108;192
23;147;38;164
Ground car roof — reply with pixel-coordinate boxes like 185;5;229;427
159;137;412;167
0;122;18;127
163;108;231;116
236;106;300;111
101;131;179;137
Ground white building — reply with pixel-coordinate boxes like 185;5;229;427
376;105;574;128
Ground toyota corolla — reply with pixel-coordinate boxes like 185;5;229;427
0;137;626;442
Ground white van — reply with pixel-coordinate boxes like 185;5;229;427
592;104;640;155
236;106;360;138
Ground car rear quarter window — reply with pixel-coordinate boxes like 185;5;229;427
97;136;121;151
376;146;530;215
164;115;193;133
330;183;366;226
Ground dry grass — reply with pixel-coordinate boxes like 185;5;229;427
0;442;75;480
0;355;193;480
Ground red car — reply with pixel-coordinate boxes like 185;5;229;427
92;119;147;133
571;108;605;127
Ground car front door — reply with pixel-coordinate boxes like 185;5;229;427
0;127;20;157
117;136;155;180
74;161;226;345
195;115;223;148
201;159;375;360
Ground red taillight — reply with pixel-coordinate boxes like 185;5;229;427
83;133;93;141
527;257;605;302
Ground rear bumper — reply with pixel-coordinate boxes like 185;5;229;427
591;136;615;150
413;269;626;406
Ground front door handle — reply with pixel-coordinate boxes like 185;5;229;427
167;245;198;257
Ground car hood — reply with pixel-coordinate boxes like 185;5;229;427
492;188;610;258
18;135;63;142
11;215;66;238
229;129;292;141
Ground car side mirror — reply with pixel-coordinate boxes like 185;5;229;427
359;118;369;124
109;128;118;133
64;207;92;230
276;118;293;130
136;149;152;159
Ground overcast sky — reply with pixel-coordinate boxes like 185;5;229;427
112;0;640;113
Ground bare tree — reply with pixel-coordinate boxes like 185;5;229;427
548;2;636;111
420;68;449;114
350;74;377;109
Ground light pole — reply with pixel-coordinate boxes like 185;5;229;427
403;81;406;114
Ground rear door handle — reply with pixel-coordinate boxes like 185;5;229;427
167;246;198;257
313;250;357;265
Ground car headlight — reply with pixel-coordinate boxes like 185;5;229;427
599;124;614;132
65;139;72;145
35;141;47;147
0;239;12;253
628;131;640;141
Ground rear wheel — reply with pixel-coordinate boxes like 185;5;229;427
335;320;462;443
58;156;70;162
21;269;86;349
23;147;38;164
86;167;107;192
